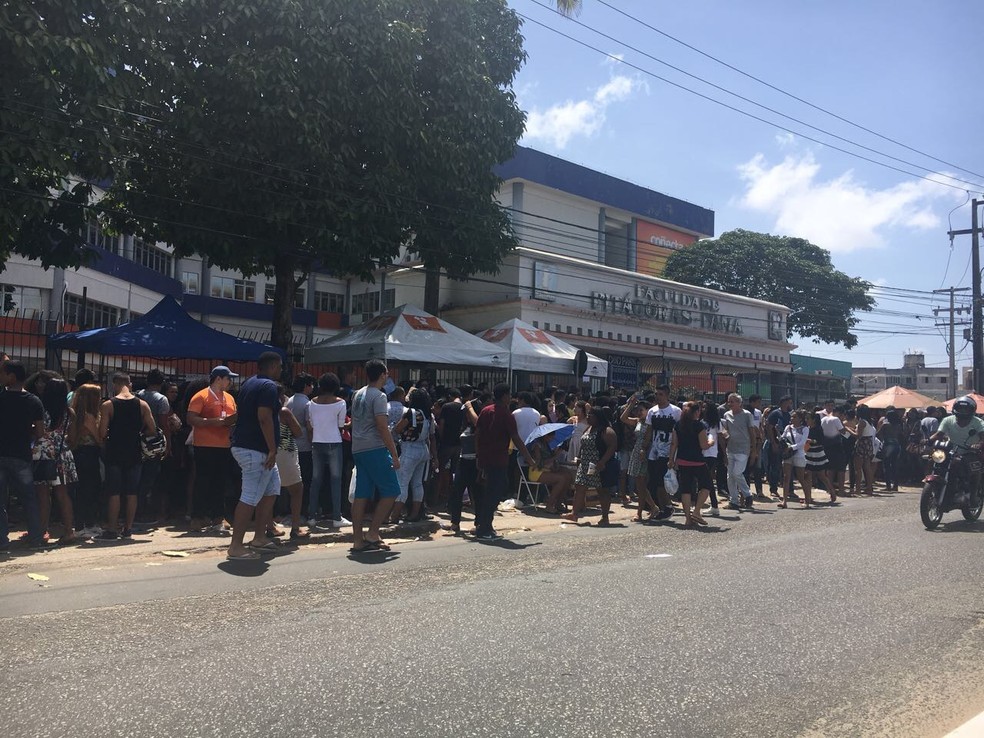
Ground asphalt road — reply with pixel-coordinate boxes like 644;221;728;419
2;491;983;737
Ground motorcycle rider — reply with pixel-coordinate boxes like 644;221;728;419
930;397;984;452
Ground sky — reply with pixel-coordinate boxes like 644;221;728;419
508;0;984;378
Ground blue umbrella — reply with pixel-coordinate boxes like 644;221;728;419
525;422;576;450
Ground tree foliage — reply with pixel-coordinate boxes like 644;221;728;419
663;229;874;349
0;0;154;269
102;0;526;351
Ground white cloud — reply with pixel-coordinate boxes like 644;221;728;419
524;74;641;149
736;151;960;253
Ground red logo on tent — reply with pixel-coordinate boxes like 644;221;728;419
482;329;509;343
518;328;553;345
403;315;446;332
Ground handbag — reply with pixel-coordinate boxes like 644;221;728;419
141;427;167;460
780;427;796;459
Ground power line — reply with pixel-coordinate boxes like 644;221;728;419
591;0;984;183
515;12;984;195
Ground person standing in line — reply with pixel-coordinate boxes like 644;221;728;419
639;384;681;522
744;394;767;498
69;384;104;538
136;368;170;524
564;407;618;525
349;359;402;553
307;372;350;529
766;396;794;500
668;401;714;527
0;360;46;549
187;366;239;534
435;387;465;507
820;405;849;500
98;373;156;539
227;352;284;560
391;387;439;524
853;405;877;496
779;410;812;508
474;383;535;540
444;386;480;536
620;394;655;521
722;393;756;512
35;376;78;545
285;373;315;518
700;400;724;516
274;383;308;540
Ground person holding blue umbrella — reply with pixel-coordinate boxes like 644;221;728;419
526;424;575;514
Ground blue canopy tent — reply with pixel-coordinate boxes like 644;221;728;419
48;295;284;362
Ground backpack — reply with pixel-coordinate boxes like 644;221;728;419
399;409;426;444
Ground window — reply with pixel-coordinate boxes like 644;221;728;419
607;331;613;340
577;327;583;336
617;333;622;341
1;284;44;317
532;321;539;329
84;220;117;253
211;276;256;302
566;326;572;334
350;289;394;316
64;294;119;328
315;290;345;313
587;329;593;337
132;238;173;276
940;377;948;384
264;284;306;308
182;271;200;295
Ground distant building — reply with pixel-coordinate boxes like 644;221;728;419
852;353;956;401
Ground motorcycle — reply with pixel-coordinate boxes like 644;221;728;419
920;439;984;529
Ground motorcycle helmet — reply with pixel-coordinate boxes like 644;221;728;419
952;396;977;418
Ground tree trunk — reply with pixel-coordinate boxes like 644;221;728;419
424;266;440;315
271;253;297;356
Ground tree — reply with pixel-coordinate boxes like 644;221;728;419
102;0;526;354
663;229;874;349
0;0;158;271
555;0;583;16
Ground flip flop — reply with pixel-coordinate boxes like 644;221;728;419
366;539;391;550
350;541;379;553
248;541;278;551
227;550;260;561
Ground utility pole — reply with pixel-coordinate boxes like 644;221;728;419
947;199;984;394
934;286;972;399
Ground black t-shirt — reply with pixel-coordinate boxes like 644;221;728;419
439;402;464;447
0;390;44;461
675;419;709;463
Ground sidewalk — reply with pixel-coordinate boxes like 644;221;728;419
0;484;910;579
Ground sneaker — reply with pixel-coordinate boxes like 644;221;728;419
706;507;720;517
97;530;119;540
306;518;321;528
742;496;754;509
724;501;743;512
331;517;352;528
120;528;133;539
787;492;802;502
651;507;674;521
475;530;503;541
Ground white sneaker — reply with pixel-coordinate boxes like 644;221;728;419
331;517;352;528
706;507;720;517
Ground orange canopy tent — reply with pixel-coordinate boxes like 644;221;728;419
941;393;984;413
856;385;936;409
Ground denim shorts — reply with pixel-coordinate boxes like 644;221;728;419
353;447;401;500
231;447;281;506
105;464;142;496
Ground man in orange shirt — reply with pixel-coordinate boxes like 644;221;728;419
187;366;239;533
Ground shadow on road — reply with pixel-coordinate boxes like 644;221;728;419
217;559;271;576
935;520;984;534
471;539;543;550
345;550;401;564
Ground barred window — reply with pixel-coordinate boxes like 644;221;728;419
211;276;255;302
132;238;173;276
1;284;44;317
181;271;199;294
264;283;306;308
314;291;345;313
64;294;119;328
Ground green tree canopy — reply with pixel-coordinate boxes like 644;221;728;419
663;229;874;349
0;0;155;269
102;0;526;351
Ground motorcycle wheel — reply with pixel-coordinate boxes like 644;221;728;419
962;484;983;522
921;484;944;529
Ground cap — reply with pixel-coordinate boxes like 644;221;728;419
209;365;239;381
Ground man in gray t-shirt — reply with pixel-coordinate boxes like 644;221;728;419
285;374;315;503
722;393;754;507
349;360;401;553
137;368;171;518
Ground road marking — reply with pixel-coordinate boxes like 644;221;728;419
945;708;984;737
645;554;673;559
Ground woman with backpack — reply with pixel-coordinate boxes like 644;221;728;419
391;387;438;524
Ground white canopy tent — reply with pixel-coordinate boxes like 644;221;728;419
478;318;608;379
305;304;507;368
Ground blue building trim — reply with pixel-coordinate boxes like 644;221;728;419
495;146;715;237
182;293;317;327
87;246;182;296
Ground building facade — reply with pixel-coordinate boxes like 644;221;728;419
851;352;957;402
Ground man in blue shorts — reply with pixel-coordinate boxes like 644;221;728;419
350;359;402;552
227;351;283;561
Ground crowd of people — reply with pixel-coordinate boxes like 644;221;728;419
0;351;965;558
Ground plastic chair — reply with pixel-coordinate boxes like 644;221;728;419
516;457;548;508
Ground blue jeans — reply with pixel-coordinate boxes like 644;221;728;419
0;457;43;545
396;443;430;503
881;440;901;488
310;442;343;520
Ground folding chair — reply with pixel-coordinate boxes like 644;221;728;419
516;456;548;508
